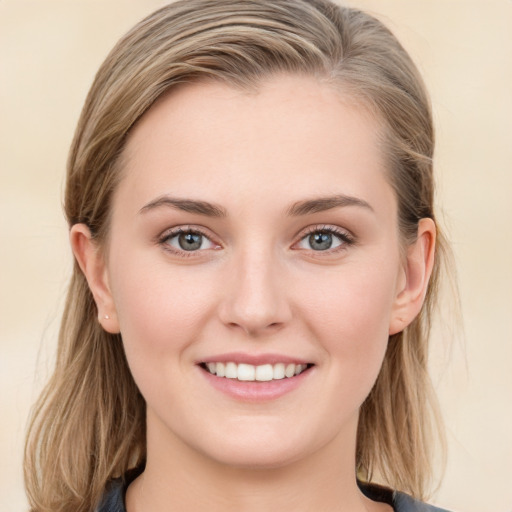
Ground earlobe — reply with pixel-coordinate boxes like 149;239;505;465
389;218;436;335
70;224;120;334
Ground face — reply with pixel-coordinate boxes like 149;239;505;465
89;76;415;470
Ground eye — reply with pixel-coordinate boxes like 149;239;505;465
295;227;354;252
160;228;218;253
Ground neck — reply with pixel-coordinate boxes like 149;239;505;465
126;415;382;512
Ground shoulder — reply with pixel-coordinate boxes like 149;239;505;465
95;467;143;512
97;474;453;512
359;482;452;512
393;491;452;512
96;477;126;512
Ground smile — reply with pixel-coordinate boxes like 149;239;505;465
201;362;310;382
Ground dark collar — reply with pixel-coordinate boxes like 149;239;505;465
97;468;450;512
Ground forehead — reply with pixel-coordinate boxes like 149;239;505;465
116;75;393;217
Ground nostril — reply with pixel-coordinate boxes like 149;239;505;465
225;320;285;336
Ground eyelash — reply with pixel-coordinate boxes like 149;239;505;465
158;226;219;258
157;225;355;257
295;225;355;253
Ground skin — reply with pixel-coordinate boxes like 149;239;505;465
72;75;435;512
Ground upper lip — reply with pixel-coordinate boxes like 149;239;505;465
197;352;312;366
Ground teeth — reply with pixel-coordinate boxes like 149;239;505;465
204;362;309;381
216;362;225;377
273;363;285;380
225;362;237;379
295;364;306;375
285;363;295;378
237;363;255;381
255;364;273;381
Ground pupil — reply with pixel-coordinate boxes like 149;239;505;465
179;232;202;251
310;232;332;251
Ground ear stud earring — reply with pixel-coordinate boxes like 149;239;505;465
104;314;110;320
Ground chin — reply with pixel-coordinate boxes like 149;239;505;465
190;420;338;472
203;441;307;471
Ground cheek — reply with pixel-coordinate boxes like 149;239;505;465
107;257;224;417
298;258;399;386
108;250;218;363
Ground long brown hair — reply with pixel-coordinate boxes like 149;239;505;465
24;1;450;510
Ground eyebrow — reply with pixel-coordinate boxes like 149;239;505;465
139;196;227;217
286;194;374;216
139;193;373;218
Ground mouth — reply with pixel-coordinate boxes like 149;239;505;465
199;361;313;382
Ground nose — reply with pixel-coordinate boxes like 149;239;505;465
218;249;292;336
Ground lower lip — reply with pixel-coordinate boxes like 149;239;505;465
199;366;313;402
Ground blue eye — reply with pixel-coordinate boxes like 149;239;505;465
309;232;337;251
162;229;216;252
296;228;353;251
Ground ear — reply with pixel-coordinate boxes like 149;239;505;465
389;218;436;335
70;224;120;334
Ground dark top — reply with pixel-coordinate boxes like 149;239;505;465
96;467;451;512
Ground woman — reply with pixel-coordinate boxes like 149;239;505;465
24;1;453;511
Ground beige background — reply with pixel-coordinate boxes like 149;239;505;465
1;1;511;511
